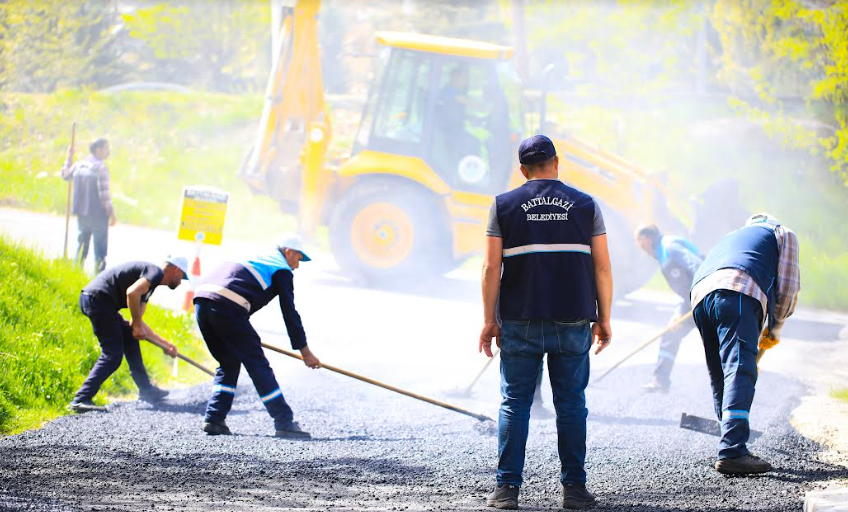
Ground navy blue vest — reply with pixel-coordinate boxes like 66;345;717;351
195;249;292;315
72;157;108;219
497;179;597;321
692;225;779;328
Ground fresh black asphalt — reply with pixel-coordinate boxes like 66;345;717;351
1;352;844;511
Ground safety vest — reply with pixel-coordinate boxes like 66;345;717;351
692;225;779;328
72;157;108;219
657;236;703;301
496;179;597;321
195;249;292;314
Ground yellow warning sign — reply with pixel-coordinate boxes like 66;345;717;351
177;186;229;245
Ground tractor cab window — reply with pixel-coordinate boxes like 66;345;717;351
429;58;515;194
368;50;431;155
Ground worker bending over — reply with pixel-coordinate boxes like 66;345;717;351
690;213;800;474
194;235;321;439
480;135;613;510
69;258;187;412
635;225;704;392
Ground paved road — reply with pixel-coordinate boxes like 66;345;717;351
2;207;847;511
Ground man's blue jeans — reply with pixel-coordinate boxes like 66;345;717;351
497;319;591;487
693;290;761;460
76;214;108;273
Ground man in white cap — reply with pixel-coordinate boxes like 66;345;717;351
68;257;187;412
194;235;321;439
690;213;800;474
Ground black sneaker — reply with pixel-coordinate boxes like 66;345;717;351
486;484;519;510
275;421;311;439
202;420;232;436
138;386;169;403
562;483;596;509
714;453;772;475
67;400;107;413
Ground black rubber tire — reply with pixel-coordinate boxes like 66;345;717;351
329;181;453;286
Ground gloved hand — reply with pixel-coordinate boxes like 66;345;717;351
758;328;780;351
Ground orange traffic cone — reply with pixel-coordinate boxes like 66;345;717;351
182;255;201;313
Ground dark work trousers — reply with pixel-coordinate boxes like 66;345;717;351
74;292;152;401
693;289;762;460
76;214;108;273
194;298;295;429
653;300;696;386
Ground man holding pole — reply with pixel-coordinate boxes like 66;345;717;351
68;257;188;412
61;138;116;273
690;213;800;475
193;235;321;439
634;224;704;393
480;135;613;510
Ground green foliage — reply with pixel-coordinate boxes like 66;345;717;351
0;236;211;435
0;0;123;92
833;388;848;404
525;1;707;95
711;0;848;183
0;90;295;242
121;1;271;92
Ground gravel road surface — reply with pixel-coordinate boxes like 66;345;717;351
2;207;847;511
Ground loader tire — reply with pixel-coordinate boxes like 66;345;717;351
329;182;453;287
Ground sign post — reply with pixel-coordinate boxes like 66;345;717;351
177;186;229;312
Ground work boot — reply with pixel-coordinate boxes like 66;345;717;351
642;378;669;394
562;483;596;509
202;420;232;436
275;421;311;439
138;386;169;403
67;399;107;413
714;453;772;475
486;484;519;509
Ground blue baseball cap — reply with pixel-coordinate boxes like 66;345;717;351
518;135;557;165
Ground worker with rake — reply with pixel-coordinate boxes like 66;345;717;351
480;135;613;510
690;213;800;475
635;224;704;393
68;257;188;412
194;235;321;439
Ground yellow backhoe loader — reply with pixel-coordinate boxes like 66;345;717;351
240;0;688;293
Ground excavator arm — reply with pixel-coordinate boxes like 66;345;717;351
240;0;331;235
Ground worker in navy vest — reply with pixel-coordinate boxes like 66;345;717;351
194;235;321;439
690;213;800;475
480;135;613;510
635;224;704;393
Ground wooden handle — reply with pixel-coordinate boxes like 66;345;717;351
176;352;215;376
63;122;77;260
464;348;500;395
260;342;494;423
591;310;694;385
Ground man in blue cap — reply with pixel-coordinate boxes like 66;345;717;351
480;135;613;509
635;224;704;393
68;256;188;412
194;234;321;439
690;213;800;475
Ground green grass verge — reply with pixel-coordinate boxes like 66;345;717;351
833;388;848;405
0;236;211;435
0;89;295;243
